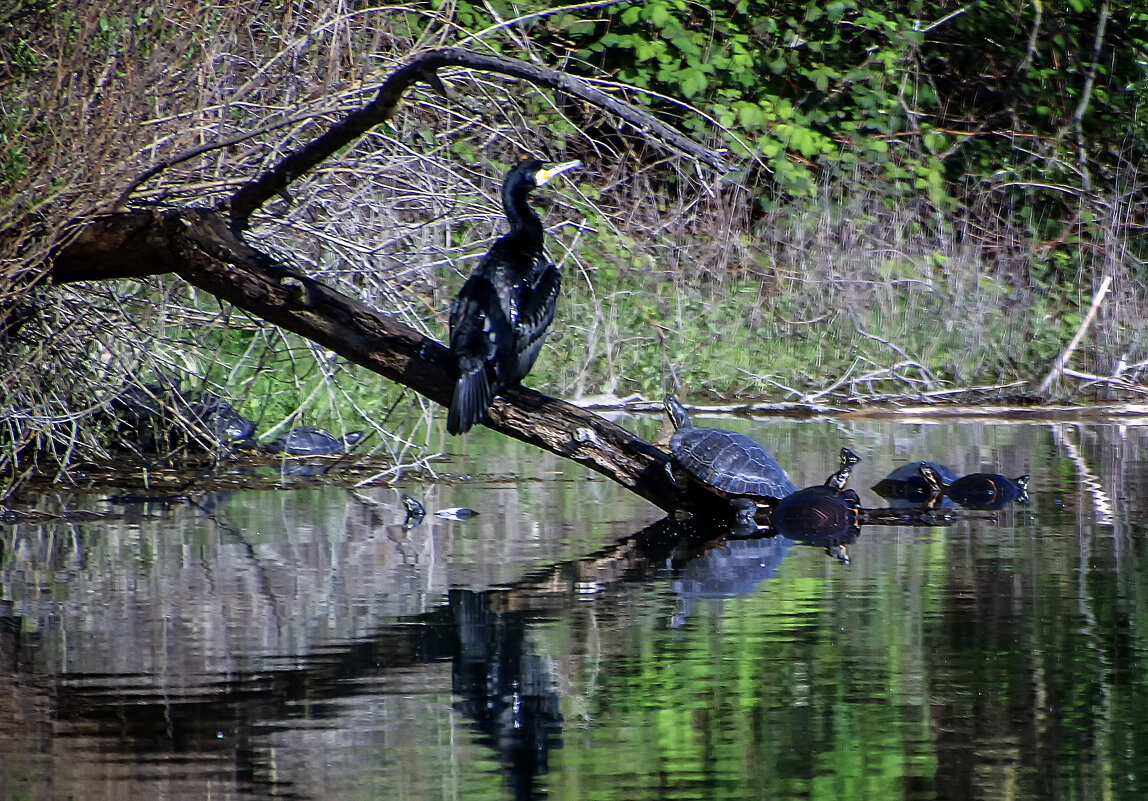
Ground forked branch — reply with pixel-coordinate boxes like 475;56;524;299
227;47;730;228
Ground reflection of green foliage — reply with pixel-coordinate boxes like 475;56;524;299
545;536;949;799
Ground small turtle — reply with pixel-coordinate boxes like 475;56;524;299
265;426;365;456
189;394;257;443
872;460;959;504
770;448;864;562
436;507;479;521
401;494;426;530
919;465;1030;511
664;395;798;522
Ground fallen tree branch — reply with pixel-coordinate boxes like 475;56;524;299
49;207;693;513
33;47;738;514
1038;274;1112;395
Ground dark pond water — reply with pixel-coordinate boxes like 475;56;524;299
3;414;1148;800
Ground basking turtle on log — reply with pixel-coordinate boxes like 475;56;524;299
447;158;582;435
770;447;865;555
918;465;1030;511
663;394;798;524
265;426;365;456
872;460;959;505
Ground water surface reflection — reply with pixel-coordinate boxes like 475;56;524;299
3;418;1148;800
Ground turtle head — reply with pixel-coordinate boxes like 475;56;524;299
825;447;861;490
917;464;944;491
1013;474;1031;504
839;447;861;468
664;395;691;430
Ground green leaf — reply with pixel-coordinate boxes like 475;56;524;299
648;2;671;27
680;67;707;98
737;102;766;129
923;131;947;154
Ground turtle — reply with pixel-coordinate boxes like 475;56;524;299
111;385;257;452
663;394;798;522
400;494;426;530
918;465;1030;511
770;447;864;559
189;394;257;444
435;507;480;521
265;426;365;456
872;460;959;506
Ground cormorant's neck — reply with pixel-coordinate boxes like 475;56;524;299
503;183;544;249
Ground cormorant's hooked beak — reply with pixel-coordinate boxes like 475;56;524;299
536;160;582;186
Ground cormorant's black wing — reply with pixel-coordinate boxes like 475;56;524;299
448;274;515;434
510;257;561;381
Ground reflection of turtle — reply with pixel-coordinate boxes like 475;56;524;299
872;461;959;504
919;465;1030;510
266;426;365;456
664;395;797;522
671;536;794;627
771;447;863;563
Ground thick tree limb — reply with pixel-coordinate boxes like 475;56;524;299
227;47;730;228
39;47;738;515
49;208;700;513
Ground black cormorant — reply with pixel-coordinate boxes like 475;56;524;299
447;158;581;435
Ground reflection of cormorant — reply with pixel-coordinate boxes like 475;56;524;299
447;159;581;435
450;589;562;801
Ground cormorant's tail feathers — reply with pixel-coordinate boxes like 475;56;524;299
448;369;493;435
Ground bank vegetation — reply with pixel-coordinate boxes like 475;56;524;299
1;1;1145;495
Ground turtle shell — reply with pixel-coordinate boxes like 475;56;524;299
872;461;959;503
267;426;345;456
771;485;863;540
190;396;256;442
946;473;1029;510
670;424;798;500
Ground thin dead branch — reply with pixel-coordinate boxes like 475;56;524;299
227;47;730;228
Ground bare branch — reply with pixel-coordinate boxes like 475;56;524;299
113;109;341;211
1072;0;1111;192
227;47;730;228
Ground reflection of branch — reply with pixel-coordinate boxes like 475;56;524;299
228;47;730;227
1051;423;1113;525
